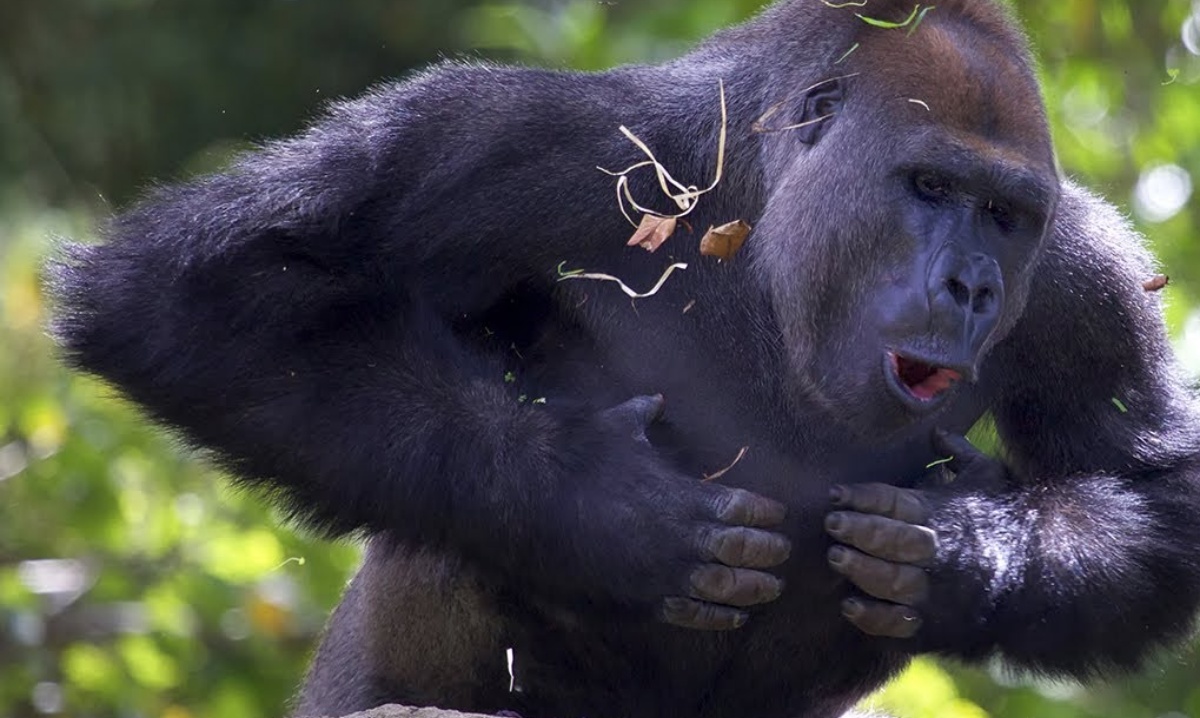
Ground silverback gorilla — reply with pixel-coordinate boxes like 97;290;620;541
52;1;1200;717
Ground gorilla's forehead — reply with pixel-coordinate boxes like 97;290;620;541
855;17;1052;166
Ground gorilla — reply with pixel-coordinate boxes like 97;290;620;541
51;0;1200;717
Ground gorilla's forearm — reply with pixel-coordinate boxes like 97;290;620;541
923;462;1200;677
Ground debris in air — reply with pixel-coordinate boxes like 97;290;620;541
700;220;752;261
627;214;679;253
704;446;750;482
558;263;689;299
599;81;729;250
1144;275;1169;292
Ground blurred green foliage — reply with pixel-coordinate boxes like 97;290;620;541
0;1;1198;717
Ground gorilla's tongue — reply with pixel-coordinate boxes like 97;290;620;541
896;356;962;401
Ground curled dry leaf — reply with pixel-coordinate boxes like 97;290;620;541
703;446;750;482
557;263;689;299
1144;275;1170;292
627;214;679;253
700;220;752;261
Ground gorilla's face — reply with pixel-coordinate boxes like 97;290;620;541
754;15;1058;435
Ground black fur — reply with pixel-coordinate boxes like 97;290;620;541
50;1;1200;717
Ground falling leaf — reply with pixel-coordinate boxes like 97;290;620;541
1112;397;1129;414
704;447;750;482
907;5;935;35
1164;69;1180;86
627;214;679;253
700;220;752;261
682;300;697;314
504;372;517;384
926;456;954;469
557;261;585;277
856;4;932;31
1144;275;1170;292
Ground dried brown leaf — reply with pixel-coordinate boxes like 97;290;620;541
700;220;752;261
1144;275;1170;292
627;214;679;253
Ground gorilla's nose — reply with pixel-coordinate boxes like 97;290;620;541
928;249;1005;349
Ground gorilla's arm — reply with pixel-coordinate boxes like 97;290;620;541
923;185;1200;676
51;64;790;626
893;183;1200;676
827;183;1200;677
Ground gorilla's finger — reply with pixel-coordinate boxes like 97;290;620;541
599;394;666;442
829;483;929;525
701;527;792;568
597;393;667;444
661;597;748;631
825;512;937;565
841;598;922;639
827;547;929;606
714;488;788;528
688;565;785;607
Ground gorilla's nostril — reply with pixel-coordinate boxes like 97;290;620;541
945;277;971;307
973;286;995;314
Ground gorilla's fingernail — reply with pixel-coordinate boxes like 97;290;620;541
825;513;845;533
828;546;848;566
830;486;847;504
765;577;785;601
733;612;749;629
842;599;863;618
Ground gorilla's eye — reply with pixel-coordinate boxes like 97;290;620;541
986;200;1015;231
913;173;951;201
814;95;839;117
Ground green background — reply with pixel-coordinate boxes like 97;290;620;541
1;1;1198;716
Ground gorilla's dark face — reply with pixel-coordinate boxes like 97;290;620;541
754;15;1058;434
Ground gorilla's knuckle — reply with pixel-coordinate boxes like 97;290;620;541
714;489;748;524
894;491;931;525
911;526;939;561
689;564;736;600
662;597;747;631
890;568;929;605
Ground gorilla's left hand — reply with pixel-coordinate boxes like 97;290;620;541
824;430;1007;639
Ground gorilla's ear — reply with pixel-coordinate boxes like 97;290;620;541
794;79;843;145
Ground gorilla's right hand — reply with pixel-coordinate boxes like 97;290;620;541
535;395;792;631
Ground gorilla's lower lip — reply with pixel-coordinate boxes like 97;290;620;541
883;351;963;410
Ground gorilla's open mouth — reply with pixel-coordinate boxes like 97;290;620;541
885;351;963;408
